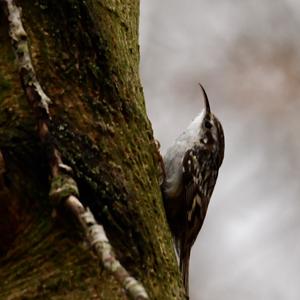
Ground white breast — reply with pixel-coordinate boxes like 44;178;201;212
163;111;205;198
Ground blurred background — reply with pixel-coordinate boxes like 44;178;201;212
140;1;300;299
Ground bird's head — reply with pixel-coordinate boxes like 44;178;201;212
198;83;225;168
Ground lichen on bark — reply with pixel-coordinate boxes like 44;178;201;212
0;1;186;299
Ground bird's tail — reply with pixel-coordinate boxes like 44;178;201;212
180;247;191;298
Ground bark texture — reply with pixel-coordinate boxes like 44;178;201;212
0;1;185;299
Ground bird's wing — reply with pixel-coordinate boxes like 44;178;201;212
182;148;207;231
179;148;207;295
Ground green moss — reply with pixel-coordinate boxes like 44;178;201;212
0;0;185;298
0;74;11;102
49;174;79;207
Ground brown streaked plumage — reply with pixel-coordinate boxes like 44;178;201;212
161;84;225;297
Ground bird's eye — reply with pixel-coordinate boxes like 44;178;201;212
205;121;212;129
201;137;208;144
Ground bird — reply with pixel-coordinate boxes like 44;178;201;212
161;84;225;297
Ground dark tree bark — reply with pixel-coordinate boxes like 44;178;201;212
0;1;185;299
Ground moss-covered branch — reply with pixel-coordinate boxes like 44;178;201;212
4;1;149;298
0;0;186;298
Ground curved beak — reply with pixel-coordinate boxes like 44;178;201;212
198;83;211;114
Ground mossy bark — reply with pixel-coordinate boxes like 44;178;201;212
0;1;185;299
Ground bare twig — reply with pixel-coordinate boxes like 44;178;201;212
4;1;149;298
66;196;149;300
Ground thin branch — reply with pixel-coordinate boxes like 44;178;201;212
5;0;50;116
4;1;149;299
65;196;149;300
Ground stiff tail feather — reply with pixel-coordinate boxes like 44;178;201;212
180;248;191;298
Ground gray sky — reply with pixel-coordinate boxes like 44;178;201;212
140;1;300;299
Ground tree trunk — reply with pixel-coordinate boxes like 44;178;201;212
0;1;185;299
